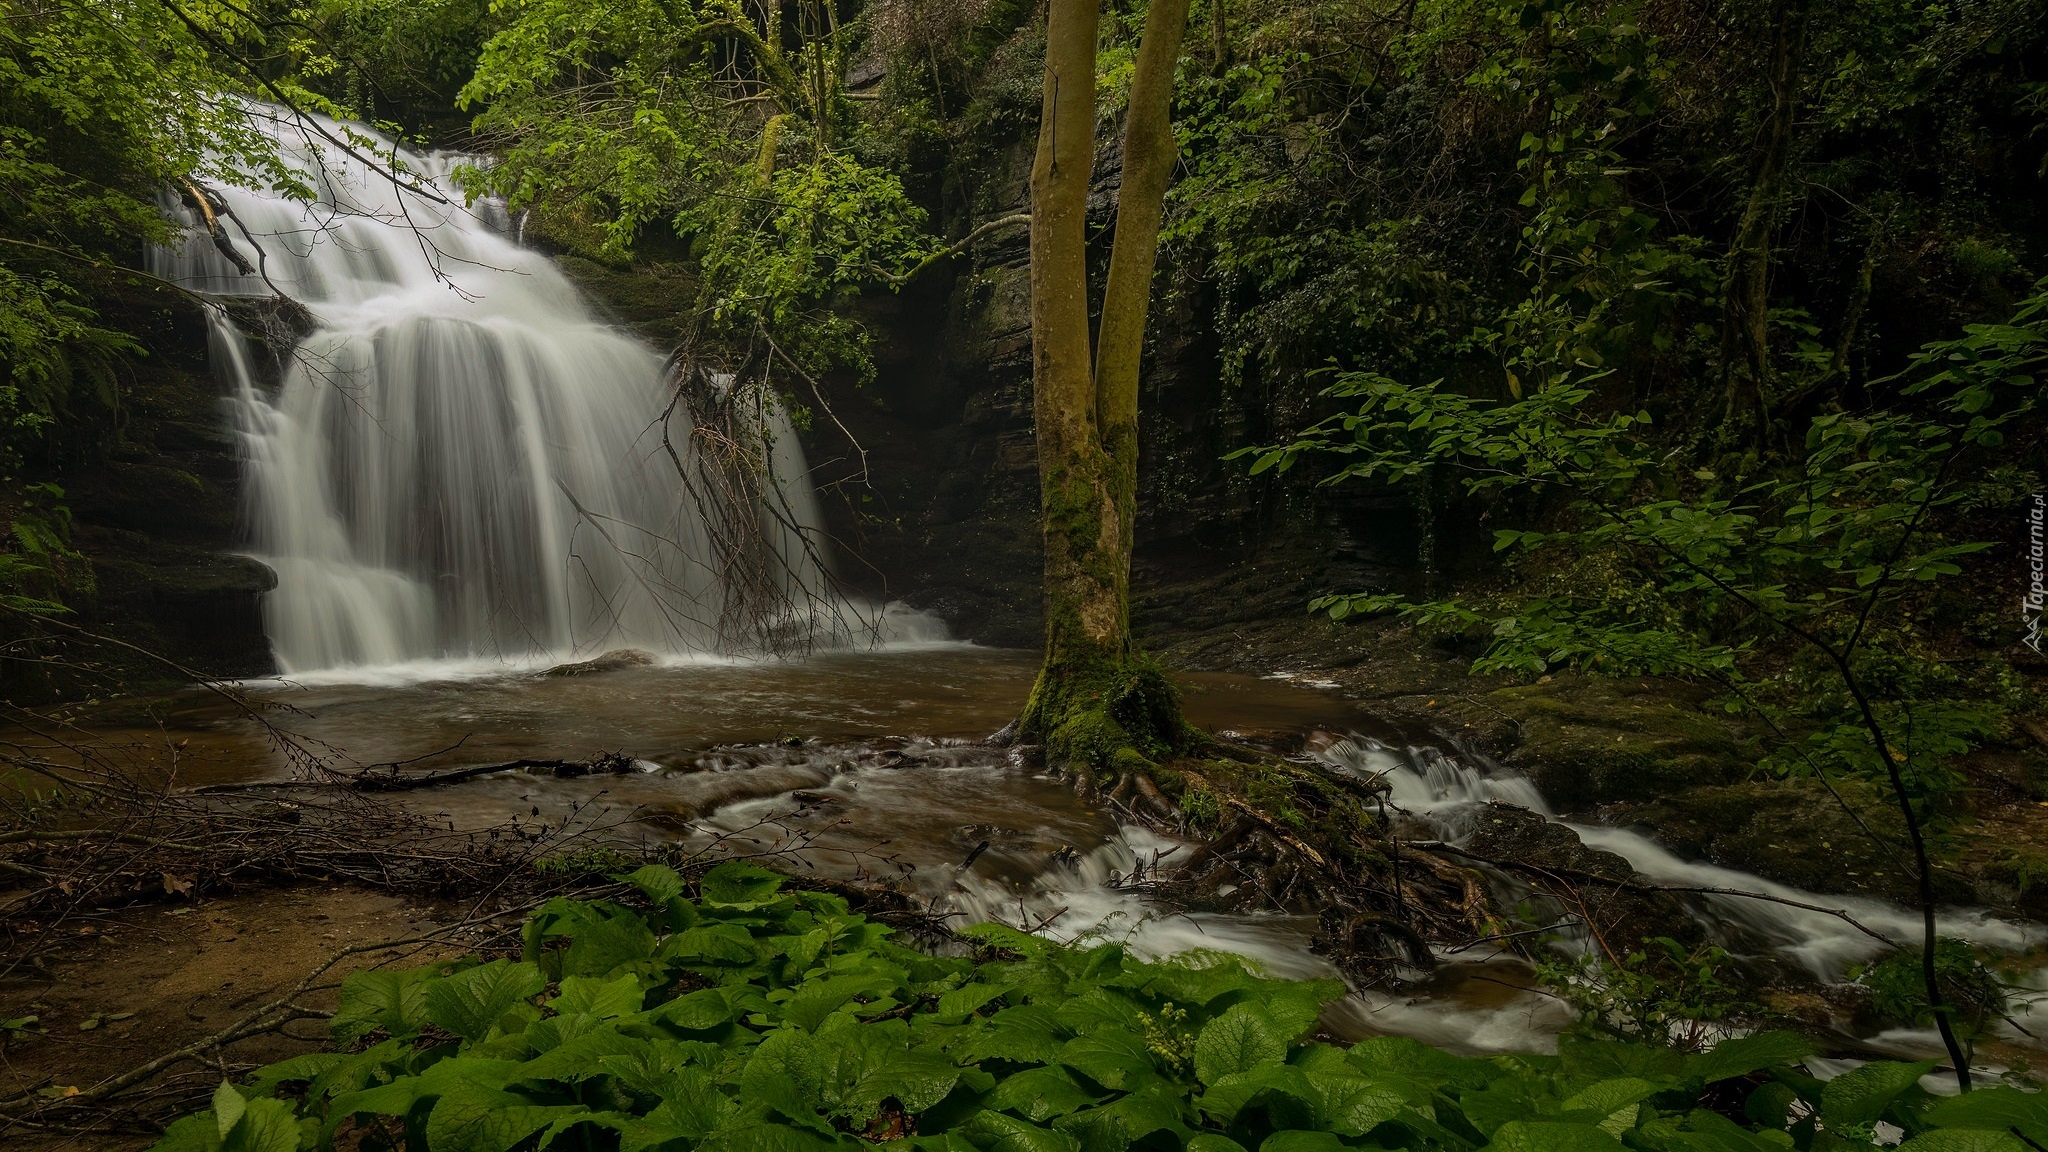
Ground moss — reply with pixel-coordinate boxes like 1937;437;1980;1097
1023;650;1186;782
1478;675;1752;808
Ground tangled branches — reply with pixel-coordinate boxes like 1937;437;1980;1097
659;345;881;656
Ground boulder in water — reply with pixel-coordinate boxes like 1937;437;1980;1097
1463;804;1700;951
543;649;657;677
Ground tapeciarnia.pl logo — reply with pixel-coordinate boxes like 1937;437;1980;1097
2028;492;2045;654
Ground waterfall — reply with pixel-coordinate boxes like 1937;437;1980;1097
151;108;851;674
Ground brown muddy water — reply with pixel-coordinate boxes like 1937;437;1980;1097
13;644;1575;1052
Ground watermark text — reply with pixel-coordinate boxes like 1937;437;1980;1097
2028;492;2045;653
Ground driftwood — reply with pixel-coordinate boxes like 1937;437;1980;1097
187;751;638;795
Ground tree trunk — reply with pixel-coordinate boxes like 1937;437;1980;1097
1018;0;1192;782
1096;0;1189;638
1717;0;1808;441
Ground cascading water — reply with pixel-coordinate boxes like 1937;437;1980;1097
151;107;849;673
1310;733;2036;976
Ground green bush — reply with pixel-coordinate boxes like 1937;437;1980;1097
153;863;2048;1151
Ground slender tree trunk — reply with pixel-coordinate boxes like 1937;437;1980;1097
1019;0;1192;778
1210;0;1229;73
1025;0;1109;675
1096;0;1189;638
1718;0;1807;440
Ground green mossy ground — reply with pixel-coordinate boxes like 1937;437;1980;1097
1468;678;1756;809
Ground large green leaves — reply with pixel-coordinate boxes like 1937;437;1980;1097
331;967;437;1042
159;889;2010;1152
1820;1060;1936;1127
1194;1003;1291;1085
424;960;547;1041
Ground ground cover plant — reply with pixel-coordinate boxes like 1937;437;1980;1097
151;862;2048;1151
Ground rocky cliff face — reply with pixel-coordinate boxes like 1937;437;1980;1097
5;294;276;701
797;131;1417;650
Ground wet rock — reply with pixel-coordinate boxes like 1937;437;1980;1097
547;751;637;777
1613;780;1951;906
1463;804;1700;952
542;648;657;677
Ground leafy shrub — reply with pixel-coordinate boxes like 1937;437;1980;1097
153;863;2048;1150
1536;937;1752;1052
1854;939;2009;1041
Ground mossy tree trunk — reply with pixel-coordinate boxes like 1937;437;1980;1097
1717;0;1808;442
1017;0;1192;788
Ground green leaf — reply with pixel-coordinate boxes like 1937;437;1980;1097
1486;1120;1628;1150
1187;1137;1248;1152
935;982;1010;1021
701;860;787;907
1304;1068;1405;1136
1258;980;1343;1040
661;924;758;965
847;1048;963;1116
622;864;686;906
1899;1134;2027;1152
331;968;435;1042
962;1110;1081;1152
1820;1060;1935;1126
649;986;741;1030
213;1081;246;1140
561;907;657;978
743;1028;831;1132
1257;1133;1345;1152
951;1005;1069;1064
697;1122;842;1152
1142;956;1259;1006
1194;1002;1289;1086
222;1098;301;1152
516;1028;649;1084
1923;1087;2048;1144
425;960;548;1041
986;1067;1104;1123
778;970;898;1031
424;1079;586;1152
549;972;643;1020
1054;1083;1189;1150
1559;1077;1662;1120
1057;1029;1156;1090
1198;1065;1319;1128
1687;1032;1810;1083
152;1112;227;1152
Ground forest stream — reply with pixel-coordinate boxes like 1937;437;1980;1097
4;58;2048;1131
28;644;2046;1075
46;105;2024;1077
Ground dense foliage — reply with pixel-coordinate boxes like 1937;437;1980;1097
149;863;2048;1152
449;0;940;376
1246;281;2044;811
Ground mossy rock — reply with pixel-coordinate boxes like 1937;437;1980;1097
1479;675;1751;809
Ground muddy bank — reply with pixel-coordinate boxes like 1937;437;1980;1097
0;885;454;1151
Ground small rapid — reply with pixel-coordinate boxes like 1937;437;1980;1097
1312;734;2036;977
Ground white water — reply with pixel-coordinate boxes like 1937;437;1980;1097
1312;733;2037;975
902;731;2040;1054
152;108;869;674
